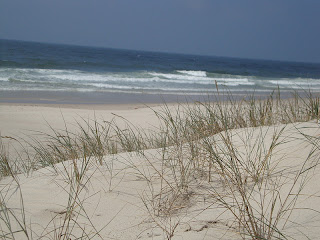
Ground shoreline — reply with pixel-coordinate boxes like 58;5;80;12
0;89;312;107
0;101;164;110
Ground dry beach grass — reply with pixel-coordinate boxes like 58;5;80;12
0;89;320;239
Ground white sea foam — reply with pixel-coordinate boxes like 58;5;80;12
1;67;252;85
148;72;205;80
268;79;320;86
222;81;255;86
88;83;145;90
48;73;164;84
21;68;78;74
86;82;214;92
148;72;254;85
0;77;8;82
1;67;320;94
177;70;207;77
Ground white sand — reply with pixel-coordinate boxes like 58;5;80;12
1;104;320;239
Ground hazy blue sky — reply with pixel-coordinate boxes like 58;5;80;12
1;0;320;63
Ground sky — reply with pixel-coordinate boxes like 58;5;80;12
1;0;320;63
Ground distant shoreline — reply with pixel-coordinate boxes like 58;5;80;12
0;90;207;105
0;89;306;106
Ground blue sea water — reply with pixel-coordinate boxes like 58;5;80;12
1;39;320;95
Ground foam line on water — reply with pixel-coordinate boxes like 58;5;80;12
1;67;320;94
176;70;207;77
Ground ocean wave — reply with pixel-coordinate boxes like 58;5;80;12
84;82;217;92
0;77;8;82
1;67;256;85
8;77;26;83
88;83;145;90
148;72;208;81
0;68;81;75
268;79;320;86
176;70;207;77
1;67;320;94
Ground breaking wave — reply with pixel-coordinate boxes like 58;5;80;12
1;67;320;94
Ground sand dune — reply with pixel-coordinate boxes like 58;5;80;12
1;102;320;239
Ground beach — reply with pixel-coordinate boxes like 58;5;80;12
1;0;320;238
1;93;320;239
1;39;320;239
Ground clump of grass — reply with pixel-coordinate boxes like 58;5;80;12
39;147;104;240
0;184;31;240
137;89;320;239
0;138;14;178
107;113;150;154
0;133;111;239
0;139;31;239
24;114;152;175
200;125;292;239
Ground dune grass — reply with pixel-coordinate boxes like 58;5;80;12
0;89;320;239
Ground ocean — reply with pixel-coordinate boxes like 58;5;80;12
1;39;320;98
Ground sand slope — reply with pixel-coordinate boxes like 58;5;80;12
1;104;320;239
